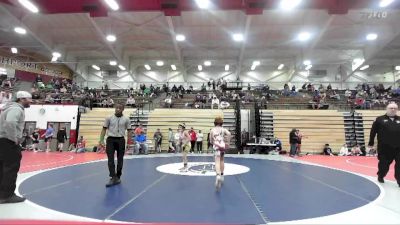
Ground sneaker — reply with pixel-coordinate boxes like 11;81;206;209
215;175;222;190
105;177;120;187
0;194;26;204
220;175;224;184
179;166;188;172
378;177;384;183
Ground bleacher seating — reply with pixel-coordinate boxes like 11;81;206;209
78;108;137;148
269;110;346;154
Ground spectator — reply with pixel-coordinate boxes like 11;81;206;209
126;96;136;107
189;127;197;153
329;90;340;100
274;137;282;152
75;136;87;153
41;124;55;152
211;96;220;109
323;144;334;156
196;130;203;153
56;126;68;152
134;124;144;136
0;92;11;104
135;131;148;154
174;128;181;153
351;144;362;156
165;95;172;108
289;128;298;157
327;83;332;90
107;97;114;108
30;128;40;151
168;128;175;153
153;128;163;153
338;143;350;156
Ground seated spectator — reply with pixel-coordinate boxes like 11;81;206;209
366;146;377;157
126;96;136;107
274;137;283;152
1;78;12;88
329;90;340;100
351;144;362;156
211;96;220;109
107;97;114;108
327;83;332;90
0;92;11;104
75;136;86;153
135;131;148;154
338;143;350;156
323;144;334;156
165;95;172;108
44;94;54;103
101;98;108;108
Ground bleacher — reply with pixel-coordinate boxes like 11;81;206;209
78;108;137;148
146;109;230;152
268;110;346;154
356;110;399;149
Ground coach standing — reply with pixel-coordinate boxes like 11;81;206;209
0;91;32;204
368;102;400;187
100;103;132;187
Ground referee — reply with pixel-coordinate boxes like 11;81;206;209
368;102;400;187
100;103;132;187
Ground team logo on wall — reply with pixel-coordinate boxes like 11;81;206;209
156;162;250;176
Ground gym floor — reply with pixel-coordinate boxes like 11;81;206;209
0;152;399;225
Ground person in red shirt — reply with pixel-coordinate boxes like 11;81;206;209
189;127;197;153
134;124;143;136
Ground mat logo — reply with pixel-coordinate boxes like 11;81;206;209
188;163;216;175
156;162;250;176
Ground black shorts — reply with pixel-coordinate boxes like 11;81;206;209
32;140;39;144
57;139;65;144
45;137;52;142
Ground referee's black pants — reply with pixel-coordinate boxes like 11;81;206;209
377;148;400;185
106;137;125;178
0;138;22;199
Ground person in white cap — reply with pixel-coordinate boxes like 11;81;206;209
0;91;32;204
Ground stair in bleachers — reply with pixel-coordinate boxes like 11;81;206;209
343;112;356;146
259;110;274;139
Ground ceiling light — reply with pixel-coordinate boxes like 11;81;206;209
198;65;203;71
0;67;6;75
251;65;257;71
106;34;116;42
18;0;39;13
225;64;230;71
103;0;119;11
395;66;400;71
14;27;26;34
110;60;117;66
171;65;177;71
176;34;186;42
156;61;164;66
144;64;151;71
11;47;18;54
252;61;260;66
379;0;395;7
298;32;311;41
118;65;126;70
51;56;58;62
195;0;211;9
92;65;100;70
360;65;370;70
303;60;311;66
278;64;284;70
52;52;61;58
366;33;378;41
204;61;211;66
280;0;302;10
305;64;313;70
232;33;244;42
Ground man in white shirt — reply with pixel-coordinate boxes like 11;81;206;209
211;96;220;109
126;96;136;107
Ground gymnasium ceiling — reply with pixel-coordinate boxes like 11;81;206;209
0;0;400;81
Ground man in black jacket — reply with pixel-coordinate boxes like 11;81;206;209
289;128;298;157
368;102;400;187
